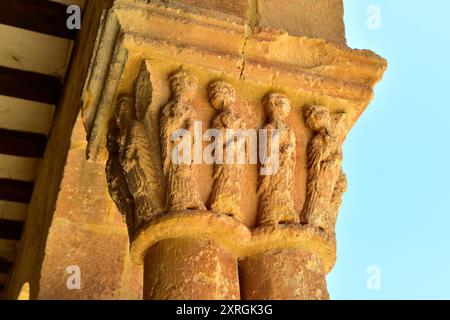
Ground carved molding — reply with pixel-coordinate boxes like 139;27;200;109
83;0;386;162
130;210;337;273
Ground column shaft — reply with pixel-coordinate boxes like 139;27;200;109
239;248;329;300
144;238;240;300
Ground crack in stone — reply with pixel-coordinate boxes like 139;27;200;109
239;0;260;80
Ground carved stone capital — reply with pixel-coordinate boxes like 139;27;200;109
80;0;386;299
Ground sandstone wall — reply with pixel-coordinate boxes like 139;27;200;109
37;116;142;299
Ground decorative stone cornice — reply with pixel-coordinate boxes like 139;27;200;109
83;0;386;162
81;0;387;300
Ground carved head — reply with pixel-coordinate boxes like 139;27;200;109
208;80;236;111
263;93;291;121
116;95;135;129
304;105;331;132
169;70;198;101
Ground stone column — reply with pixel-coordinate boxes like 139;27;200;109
144;238;239;300
80;0;386;300
240;249;329;300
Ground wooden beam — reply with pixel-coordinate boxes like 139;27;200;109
0;96;54;135
0;179;34;204
0;0;77;40
0;220;23;241
0;240;16;264
0;129;47;158
0;273;7;290
0;258;12;274
3;0;115;300
0;201;28;222
0;66;61;105
0;154;40;182
0;24;73;79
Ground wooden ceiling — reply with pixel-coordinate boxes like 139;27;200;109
0;0;85;294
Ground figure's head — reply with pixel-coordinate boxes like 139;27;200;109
263;93;291;121
303;105;331;132
208;80;236;111
169;70;198;101
116;95;135;128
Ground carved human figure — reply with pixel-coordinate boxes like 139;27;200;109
106;95;164;236
257;93;299;226
160;70;205;211
207;80;246;221
301;105;346;233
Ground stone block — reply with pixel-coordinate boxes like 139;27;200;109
38;218;142;299
258;0;346;43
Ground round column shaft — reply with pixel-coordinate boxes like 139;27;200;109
144;238;240;300
239;248;329;300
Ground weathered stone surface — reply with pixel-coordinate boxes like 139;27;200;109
239;248;329;300
130;210;251;265
173;0;249;19
130;211;336;270
207;80;246;221
83;1;385;163
301;105;347;234
144;238;240;300
37;116;143;300
258;0;346;43
172;0;346;44
161;71;206;212
38;219;140;300
257;93;298;226
55;144;122;227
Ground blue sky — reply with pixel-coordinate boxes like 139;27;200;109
327;0;450;299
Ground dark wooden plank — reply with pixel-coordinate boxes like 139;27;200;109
0;129;47;158
0;66;61;105
0;0;78;39
0;179;34;204
0;258;12;274
0;220;23;241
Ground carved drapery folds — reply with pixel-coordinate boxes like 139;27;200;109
257;93;298;226
160;70;206;212
106;92;164;237
207;80;246;222
301;105;347;234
